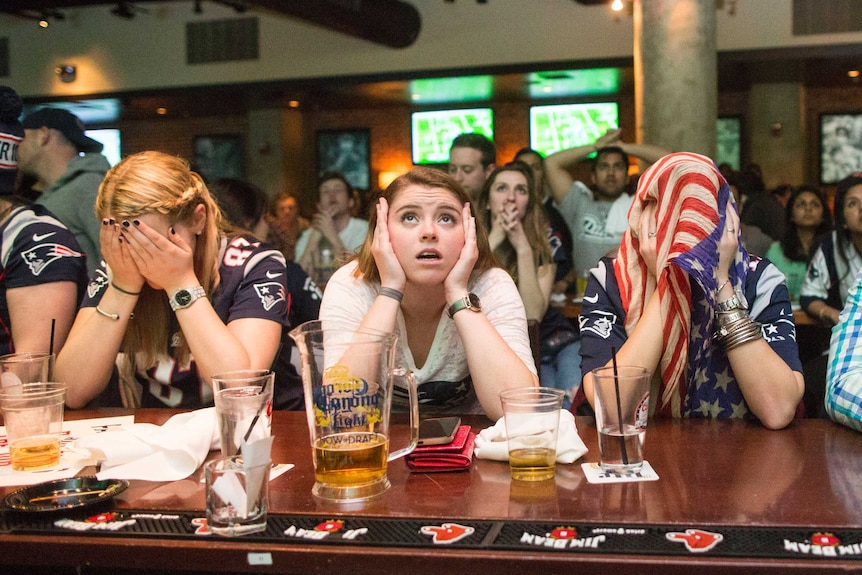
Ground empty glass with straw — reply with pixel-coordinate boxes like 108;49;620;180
212;369;274;457
591;365;650;472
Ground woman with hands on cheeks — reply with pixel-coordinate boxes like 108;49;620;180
579;152;804;429
319;167;538;421
57;151;288;409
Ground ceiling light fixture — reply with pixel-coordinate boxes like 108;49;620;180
611;0;624;11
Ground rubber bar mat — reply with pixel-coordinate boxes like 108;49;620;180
2;509;861;560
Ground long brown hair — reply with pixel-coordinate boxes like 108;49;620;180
353;166;498;283
478;161;550;278
95;151;225;369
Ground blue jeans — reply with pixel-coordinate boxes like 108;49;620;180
540;339;582;410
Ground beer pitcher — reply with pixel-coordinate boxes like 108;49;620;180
289;320;419;502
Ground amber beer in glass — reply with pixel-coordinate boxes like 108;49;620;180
0;382;67;471
290;321;418;502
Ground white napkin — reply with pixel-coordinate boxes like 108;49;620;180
73;407;220;482
474;409;588;464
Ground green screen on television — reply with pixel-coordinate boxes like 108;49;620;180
716;117;741;171
411;108;494;164
529;102;619;157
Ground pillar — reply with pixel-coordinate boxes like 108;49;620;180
634;0;717;159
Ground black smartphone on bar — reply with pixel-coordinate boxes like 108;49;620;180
417;416;461;446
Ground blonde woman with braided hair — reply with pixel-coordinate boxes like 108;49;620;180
58;151;289;409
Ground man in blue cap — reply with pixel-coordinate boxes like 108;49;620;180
19;107;108;275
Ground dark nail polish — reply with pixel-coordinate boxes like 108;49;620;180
102;219;108;225
122;220;130;228
109;218;115;225
170;227;176;235
133;219;140;226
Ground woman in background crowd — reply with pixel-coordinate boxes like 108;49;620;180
478;161;581;407
801;173;862;326
513;147;576;296
765;185;832;303
57;152;289;409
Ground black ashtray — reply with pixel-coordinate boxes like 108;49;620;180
4;476;129;514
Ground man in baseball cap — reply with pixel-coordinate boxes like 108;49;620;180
21;108;104;154
18;107;109;275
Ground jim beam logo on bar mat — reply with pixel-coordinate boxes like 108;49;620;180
519;526;608;550
784;532;862;557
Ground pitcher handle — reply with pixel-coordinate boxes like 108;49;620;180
388;367;418;462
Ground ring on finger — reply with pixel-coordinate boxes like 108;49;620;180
726;227;735;233
648;231;657;238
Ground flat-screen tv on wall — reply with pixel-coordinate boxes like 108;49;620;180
529;102;619;157
716;117;741;171
85;129;122;166
411;108;494;164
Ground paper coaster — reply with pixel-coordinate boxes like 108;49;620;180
580;461;659;484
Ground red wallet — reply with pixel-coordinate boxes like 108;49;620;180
405;425;475;472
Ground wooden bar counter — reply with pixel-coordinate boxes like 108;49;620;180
2;408;861;574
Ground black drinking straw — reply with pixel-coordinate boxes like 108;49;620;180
236;373;272;456
49;319;55;357
611;347;629;465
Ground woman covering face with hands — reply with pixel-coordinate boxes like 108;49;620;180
57;151;289;409
319;167;538;420
579;152;804;429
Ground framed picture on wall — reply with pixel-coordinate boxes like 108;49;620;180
316;129;370;190
820;113;862;184
193;135;244;183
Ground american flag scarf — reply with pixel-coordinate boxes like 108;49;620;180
614;152;748;418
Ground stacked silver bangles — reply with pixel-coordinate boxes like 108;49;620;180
712;309;762;351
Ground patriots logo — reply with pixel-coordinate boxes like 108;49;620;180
88;269;110;298
253;281;286;311
579;311;617;339
22;243;82;276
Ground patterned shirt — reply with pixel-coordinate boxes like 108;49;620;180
0;204;87;355
83;235;289;408
580;256;802;421
825;268;862;431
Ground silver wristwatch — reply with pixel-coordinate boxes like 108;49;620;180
169;286;206;311
447;293;482;319
715;289;748;313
